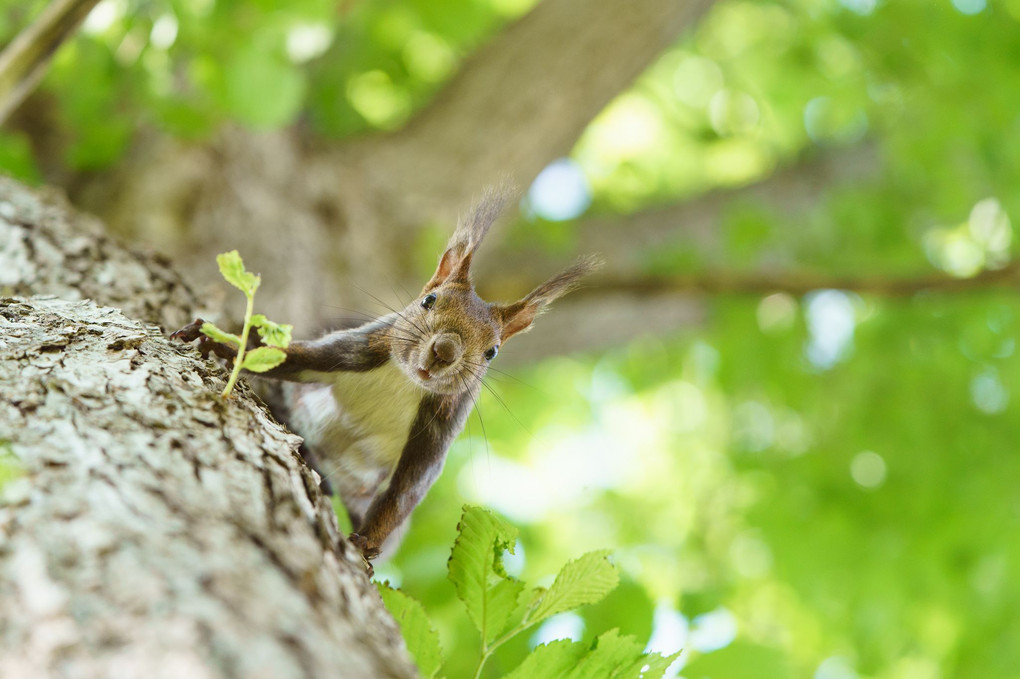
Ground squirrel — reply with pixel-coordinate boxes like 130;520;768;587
172;186;598;562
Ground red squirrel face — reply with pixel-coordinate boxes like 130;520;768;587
387;185;600;395
389;281;501;395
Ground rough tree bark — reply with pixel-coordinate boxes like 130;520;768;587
0;178;417;678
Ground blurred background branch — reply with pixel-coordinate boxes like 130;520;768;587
0;0;100;122
584;263;1020;298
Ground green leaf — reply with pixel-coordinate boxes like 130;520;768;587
376;583;443;679
216;250;260;295
564;629;678;679
634;649;683;679
448;505;523;643
200;322;242;346
240;346;287;372
251;314;293;348
503;640;587;679
530;550;619;626
485;579;527;644
505;631;679;679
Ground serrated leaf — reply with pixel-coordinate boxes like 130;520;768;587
216;250;260;295
376;582;443;679
563;629;676;679
634;649;683;679
252;315;293;348
448;505;522;642
199;322;241;346
240;346;286;372
503;639;587;679
530;550;619;626
507;631;679;679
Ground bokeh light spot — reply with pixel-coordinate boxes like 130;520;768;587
150;14;179;50
527;158;592;221
952;0;986;14
850;451;886;489
286;24;334;64
757;293;798;333
673;55;724;108
970;369;1009;414
531;612;585;647
805;290;856;369
815;656;858;679
689;608;738;652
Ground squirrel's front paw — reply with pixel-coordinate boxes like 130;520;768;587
348;532;381;560
170;318;207;343
171;318;237;361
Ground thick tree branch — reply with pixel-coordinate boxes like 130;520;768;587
356;0;718;217
491;262;1018;367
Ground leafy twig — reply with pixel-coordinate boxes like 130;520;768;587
201;251;292;398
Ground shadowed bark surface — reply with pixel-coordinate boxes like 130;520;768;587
0;179;417;679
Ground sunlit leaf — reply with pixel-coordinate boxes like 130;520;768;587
251;315;293;348
503;640;586;679
376;583;443;678
199;323;241;346
216;250;260;295
530;550;619;626
240;346;286;372
447;505;522;642
504;630;678;679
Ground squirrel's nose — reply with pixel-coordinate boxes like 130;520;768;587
431;334;462;365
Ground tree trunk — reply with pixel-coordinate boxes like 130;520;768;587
0;179;417;679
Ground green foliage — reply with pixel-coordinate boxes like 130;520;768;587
221;44;306;128
201;250;292;397
216;250;260;296
0;0;531;169
504;631;679;679
198;322;240;346
377;583;444;678
239;346;287;373
251;315;293;348
447;505;523;644
529;550;619;626
0;132;41;184
381;506;674;678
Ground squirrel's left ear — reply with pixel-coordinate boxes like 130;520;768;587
424;183;517;291
497;255;602;341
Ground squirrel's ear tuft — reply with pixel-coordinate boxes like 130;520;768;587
498;255;602;341
424;181;519;291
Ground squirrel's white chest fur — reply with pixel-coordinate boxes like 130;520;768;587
290;362;425;496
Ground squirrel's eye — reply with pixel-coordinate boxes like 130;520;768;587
421;293;437;310
484;345;499;361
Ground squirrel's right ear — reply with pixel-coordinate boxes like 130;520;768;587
424;182;517;291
